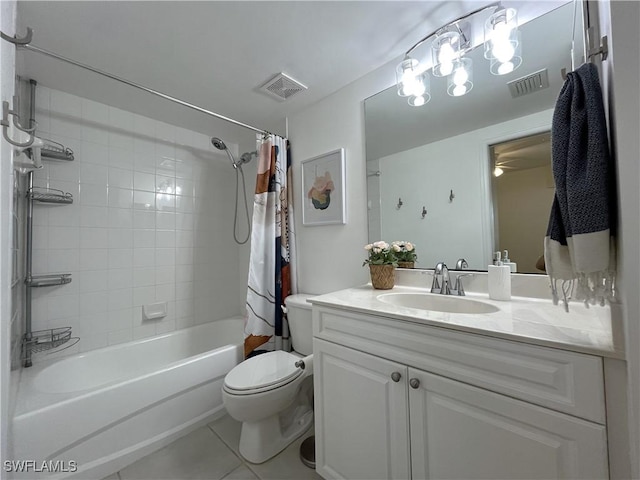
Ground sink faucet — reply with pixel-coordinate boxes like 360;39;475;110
455;258;468;270
431;262;451;295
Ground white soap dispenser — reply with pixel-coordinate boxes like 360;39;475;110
488;251;511;301
502;249;517;273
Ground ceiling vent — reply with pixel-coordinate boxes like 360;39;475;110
259;73;307;101
507;69;550;98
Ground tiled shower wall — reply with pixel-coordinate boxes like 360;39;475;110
29;86;244;358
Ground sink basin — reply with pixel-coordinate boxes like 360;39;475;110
377;292;499;314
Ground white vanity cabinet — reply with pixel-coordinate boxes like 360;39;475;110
313;305;610;480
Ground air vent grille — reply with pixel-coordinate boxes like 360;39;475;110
507;69;550;98
259;73;307;101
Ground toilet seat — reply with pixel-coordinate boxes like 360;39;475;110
224;351;303;395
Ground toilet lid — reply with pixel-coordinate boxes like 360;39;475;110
224;351;303;392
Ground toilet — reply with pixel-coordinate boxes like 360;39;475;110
222;294;314;464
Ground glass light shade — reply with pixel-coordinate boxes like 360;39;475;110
484;8;519;62
493;166;504;177
396;57;420;97
407;73;431;106
431;31;462;77
447;58;473;97
489;30;522;75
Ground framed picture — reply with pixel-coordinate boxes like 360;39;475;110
301;148;346;226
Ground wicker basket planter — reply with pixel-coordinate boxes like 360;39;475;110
369;264;396;290
397;261;415;269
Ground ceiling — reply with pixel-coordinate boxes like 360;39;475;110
16;1;566;145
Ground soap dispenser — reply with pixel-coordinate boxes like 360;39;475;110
502;250;517;273
488;251;511;301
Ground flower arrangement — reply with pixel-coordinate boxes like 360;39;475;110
363;241;398;266
391;241;417;263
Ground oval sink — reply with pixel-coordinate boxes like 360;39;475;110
377;292;499;314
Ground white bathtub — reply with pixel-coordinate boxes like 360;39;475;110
12;318;244;480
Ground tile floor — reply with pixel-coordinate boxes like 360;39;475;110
102;415;323;480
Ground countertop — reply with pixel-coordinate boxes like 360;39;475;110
309;285;624;359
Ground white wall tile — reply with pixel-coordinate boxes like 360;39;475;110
79;249;109;271
108;268;133;290
108;187;133;209
80;227;109;249
80;163;108;185
108;249;133;269
34;88;243;356
108;208;133;229
79;270;108;293
108;168;133;189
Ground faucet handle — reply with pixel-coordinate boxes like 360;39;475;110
453;273;475;296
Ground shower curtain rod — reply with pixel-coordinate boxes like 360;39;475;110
4;32;269;136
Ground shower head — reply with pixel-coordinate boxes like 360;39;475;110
211;137;227;150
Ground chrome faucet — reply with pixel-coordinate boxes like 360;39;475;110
455;258;468;270
431;262;451;295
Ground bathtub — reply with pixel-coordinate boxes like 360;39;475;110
12;318;244;480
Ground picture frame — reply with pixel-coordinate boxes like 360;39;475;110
301;148;346;226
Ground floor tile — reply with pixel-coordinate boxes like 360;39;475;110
208;415;242;456
220;465;259;480
247;431;322;480
119;426;241;480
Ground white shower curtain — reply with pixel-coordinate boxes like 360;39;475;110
244;134;297;357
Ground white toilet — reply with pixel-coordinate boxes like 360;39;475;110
222;294;314;464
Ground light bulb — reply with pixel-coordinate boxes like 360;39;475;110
453;66;469;86
497;61;514;75
494;167;504;177
452;84;467;96
438;43;456;65
409;95;425;107
492;41;515;63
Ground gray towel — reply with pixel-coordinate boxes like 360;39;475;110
544;63;616;311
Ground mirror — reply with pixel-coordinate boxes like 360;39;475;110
365;2;583;272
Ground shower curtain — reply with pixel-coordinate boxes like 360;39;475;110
244;134;297;358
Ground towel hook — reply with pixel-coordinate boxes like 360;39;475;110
421;206;427;219
449;189;455;203
0;27;33;46
396;198;403;209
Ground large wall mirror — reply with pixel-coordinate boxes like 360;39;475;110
365;2;583;273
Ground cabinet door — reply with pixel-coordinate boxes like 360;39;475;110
408;368;609;480
314;339;410;480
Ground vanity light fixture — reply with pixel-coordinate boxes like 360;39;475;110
493;166;505;177
396;2;520;106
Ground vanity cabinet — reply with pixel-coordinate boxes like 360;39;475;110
313;306;610;480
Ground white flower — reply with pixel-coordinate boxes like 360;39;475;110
392;244;401;252
373;240;389;250
364;244;373;251
406;243;414;251
373;247;382;254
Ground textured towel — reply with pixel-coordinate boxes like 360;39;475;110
544;63;616;311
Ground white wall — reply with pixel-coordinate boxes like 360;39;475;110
0;0;17;475
376;110;552;270
607;1;640;476
28;86;245;358
288;65;394;294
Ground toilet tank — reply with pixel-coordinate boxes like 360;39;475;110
285;294;314;355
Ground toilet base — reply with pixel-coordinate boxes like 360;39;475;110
239;402;314;464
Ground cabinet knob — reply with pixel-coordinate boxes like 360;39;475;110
391;372;402;382
409;378;420;389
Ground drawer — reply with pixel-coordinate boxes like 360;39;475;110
313;306;605;423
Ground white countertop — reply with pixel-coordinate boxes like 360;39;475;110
309;285;624;359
